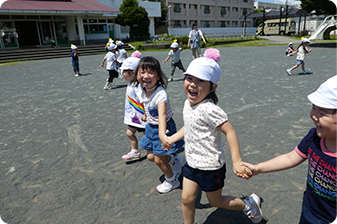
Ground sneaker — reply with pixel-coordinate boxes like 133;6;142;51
122;151;140;161
103;84;111;90
156;179;180;193
75;73;79;77
243;193;263;223
286;69;291;76
168;77;173;82
172;155;186;178
303;69;311;74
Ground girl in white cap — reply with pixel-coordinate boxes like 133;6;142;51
70;44;80;76
165;48;263;224
242;75;337;224
285;42;295;56
286;38;312;75
120;51;147;161
116;41;128;79
135;56;185;193
100;44;121;89
163;39;186;81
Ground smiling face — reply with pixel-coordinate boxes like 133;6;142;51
184;75;216;107
137;67;159;91
310;104;337;142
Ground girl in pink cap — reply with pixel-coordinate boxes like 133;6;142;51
242;75;337;224
165;48;263;224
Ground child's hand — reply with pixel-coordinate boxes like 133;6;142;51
161;135;173;151
240;162;260;176
141;114;146;122
233;161;252;179
163;60;166;65
100;64;104;68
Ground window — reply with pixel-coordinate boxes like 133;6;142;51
174;20;181;28
221;7;227;16
221;21;226;27
204;21;210;27
174;3;181;13
243;0;248;2
204;6;210;14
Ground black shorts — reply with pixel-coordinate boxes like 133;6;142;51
128;125;145;132
183;163;226;192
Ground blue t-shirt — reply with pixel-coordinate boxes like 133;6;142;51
295;128;337;223
71;52;79;63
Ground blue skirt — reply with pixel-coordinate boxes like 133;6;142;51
140;118;184;155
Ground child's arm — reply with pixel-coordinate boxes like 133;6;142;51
241;149;306;176
100;58;106;68
164;126;185;151
219;121;251;179
163;55;171;65
124;52;128;59
179;41;183;51
157;102;171;150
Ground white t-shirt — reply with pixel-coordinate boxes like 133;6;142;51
117;49;127;63
142;86;173;125
168;48;182;64
124;83;147;128
104;52;117;70
183;99;227;170
296;45;308;61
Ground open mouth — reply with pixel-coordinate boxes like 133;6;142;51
188;89;198;98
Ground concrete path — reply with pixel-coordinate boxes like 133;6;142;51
0;45;336;224
258;35;299;44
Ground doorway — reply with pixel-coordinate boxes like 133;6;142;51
14;21;40;46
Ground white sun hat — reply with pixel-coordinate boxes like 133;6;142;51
307;75;337;109
120;57;141;72
107;44;117;51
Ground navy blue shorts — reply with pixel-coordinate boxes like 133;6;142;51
128;125;145;133
183;163;226;192
299;202;329;224
72;61;79;72
296;60;304;65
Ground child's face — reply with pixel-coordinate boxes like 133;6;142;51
137;67;159;90
310;104;337;141
172;47;178;52
184;75;214;107
123;70;135;82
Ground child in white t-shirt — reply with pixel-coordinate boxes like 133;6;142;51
163;40;186;82
116;41;128;79
165;48;263;224
100;44;121;90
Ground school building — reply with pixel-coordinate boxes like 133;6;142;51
0;0;161;49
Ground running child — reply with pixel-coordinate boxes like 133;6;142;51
116;41;128;79
100;44;121;90
242;75;337;224
163;39;186;82
135;56;185;193
165;48;263;224
285;42;295;56
120;51;147;161
286;38;312;75
70;44;80;76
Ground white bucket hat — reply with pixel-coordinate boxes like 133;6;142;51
301;38;310;43
170;42;179;48
120;57;141;73
70;44;77;50
116;41;123;46
107;44;117;51
307;75;337;109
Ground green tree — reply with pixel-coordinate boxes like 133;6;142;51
115;0;150;40
301;0;336;15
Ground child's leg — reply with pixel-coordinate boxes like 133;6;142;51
205;190;245;210
301;62;305;70
154;155;174;178
126;126;139;150
291;64;299;70
182;177;199;224
147;151;155;162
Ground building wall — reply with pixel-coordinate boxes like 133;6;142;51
166;0;254;30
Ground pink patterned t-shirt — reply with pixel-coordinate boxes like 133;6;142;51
183;99;228;170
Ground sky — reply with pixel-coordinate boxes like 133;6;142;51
255;0;301;5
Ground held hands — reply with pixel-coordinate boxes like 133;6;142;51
233;161;253;180
141;114;147;122
162;135;173;151
240;161;260;177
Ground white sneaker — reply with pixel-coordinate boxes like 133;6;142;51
168;77;173;82
172;155;186;178
243;193;263;223
303;69;311;74
286;69;291;76
103;84;111;90
156;179;180;193
122;151;140;160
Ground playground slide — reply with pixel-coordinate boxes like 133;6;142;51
309;15;337;40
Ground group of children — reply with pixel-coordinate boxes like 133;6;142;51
70;38;335;224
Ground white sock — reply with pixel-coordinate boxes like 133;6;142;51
131;149;139;153
170;76;173;79
166;175;176;182
169;155;176;166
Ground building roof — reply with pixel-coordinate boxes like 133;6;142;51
0;0;119;14
243;8;309;20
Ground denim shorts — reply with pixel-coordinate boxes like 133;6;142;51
183;163;226;192
296;60;304;65
140;118;184;155
72;61;79;72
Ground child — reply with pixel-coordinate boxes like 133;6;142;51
100;44;121;90
285;42;295;56
105;38;114;51
70;44;80;77
163;39;186;82
116;41;128;79
135;56;185;193
242;75;337;224
120;51;147;160
165;49;263;224
286;38;312;76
